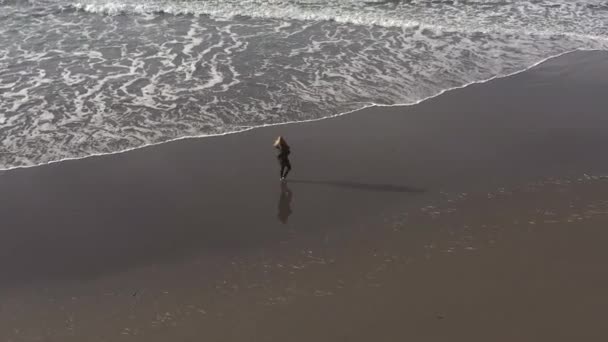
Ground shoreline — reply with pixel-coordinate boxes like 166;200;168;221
0;49;607;276
2;47;605;173
1;50;608;285
1;50;608;341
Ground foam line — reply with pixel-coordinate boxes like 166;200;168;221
1;48;604;173
68;1;608;43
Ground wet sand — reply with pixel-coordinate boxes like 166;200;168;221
1;50;608;341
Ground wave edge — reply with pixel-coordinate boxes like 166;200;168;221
3;48;604;173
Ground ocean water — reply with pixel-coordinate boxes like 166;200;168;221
1;0;607;169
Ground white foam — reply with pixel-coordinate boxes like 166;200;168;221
68;0;608;40
1;48;602;173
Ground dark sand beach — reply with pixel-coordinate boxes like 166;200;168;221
1;50;608;341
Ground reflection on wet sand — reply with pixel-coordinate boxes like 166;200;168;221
278;181;293;224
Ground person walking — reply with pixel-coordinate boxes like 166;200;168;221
274;136;292;180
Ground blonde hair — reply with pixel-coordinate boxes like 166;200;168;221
274;136;288;148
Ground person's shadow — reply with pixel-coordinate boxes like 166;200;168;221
287;179;424;193
277;181;293;224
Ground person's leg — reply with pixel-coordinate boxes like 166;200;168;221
278;157;286;179
282;159;292;179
